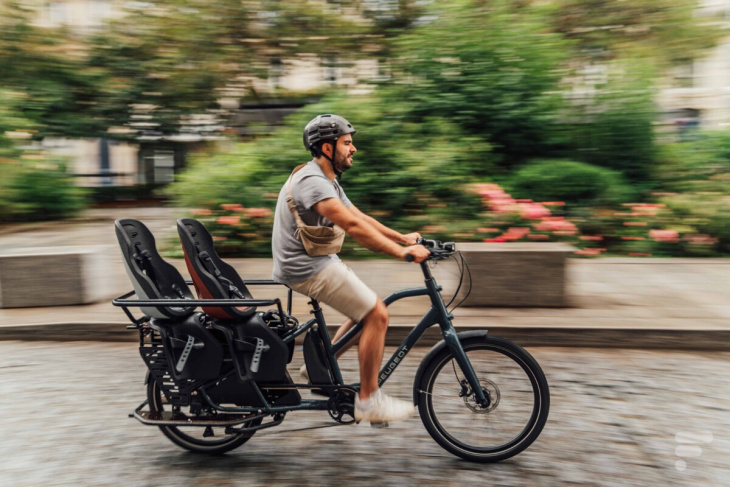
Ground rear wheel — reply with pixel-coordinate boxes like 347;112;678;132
147;380;260;454
415;336;549;463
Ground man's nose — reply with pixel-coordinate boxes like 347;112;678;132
351;145;357;153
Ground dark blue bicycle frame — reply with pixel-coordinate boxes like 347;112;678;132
279;260;488;405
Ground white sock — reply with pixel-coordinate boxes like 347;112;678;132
358;389;380;408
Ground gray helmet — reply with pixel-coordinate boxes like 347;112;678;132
303;114;356;157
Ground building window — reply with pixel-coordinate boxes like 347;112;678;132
143;150;175;184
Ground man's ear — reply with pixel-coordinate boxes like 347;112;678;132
321;141;333;158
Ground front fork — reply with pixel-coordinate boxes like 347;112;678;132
427;277;490;406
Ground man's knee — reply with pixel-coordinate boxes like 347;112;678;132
363;300;388;330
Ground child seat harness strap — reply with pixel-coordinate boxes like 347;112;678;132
133;242;185;299
187;228;246;300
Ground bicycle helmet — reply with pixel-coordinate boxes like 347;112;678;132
302;114;356;176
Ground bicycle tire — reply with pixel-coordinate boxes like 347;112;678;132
148;379;260;454
415;335;549;463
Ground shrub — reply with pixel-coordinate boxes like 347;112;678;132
0;158;87;223
506;159;636;209
179;204;275;258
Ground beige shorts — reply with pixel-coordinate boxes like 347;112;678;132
288;261;378;323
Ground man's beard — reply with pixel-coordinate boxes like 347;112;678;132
333;151;352;174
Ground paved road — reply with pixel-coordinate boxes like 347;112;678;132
0;341;727;486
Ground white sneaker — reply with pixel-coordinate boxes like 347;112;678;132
299;364;309;381
354;389;416;424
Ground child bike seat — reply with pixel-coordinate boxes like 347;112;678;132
177;217;256;320
115;218;195;320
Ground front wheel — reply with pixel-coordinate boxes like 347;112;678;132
415;336;549;463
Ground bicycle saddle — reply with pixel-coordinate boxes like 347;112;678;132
115;218;195;320
177;217;256;320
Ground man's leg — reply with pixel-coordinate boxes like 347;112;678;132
332;318;357;357
357;300;388;400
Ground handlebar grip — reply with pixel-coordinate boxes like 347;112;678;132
405;254;415;262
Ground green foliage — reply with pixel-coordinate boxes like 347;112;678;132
0;2;106;138
657;131;730;192
388;0;571;168
507;159;636;209
544;0;723;68
0;158;87;223
699;211;730;254
550;61;659;181
0;90;35;158
167;93;488;232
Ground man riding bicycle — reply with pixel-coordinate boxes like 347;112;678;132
272;114;430;424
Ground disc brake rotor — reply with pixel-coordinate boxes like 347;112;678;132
463;378;500;414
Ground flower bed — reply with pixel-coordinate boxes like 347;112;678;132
466;183;722;257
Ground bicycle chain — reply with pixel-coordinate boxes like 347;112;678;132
255;420;354;437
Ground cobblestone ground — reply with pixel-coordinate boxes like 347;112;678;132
0;341;728;487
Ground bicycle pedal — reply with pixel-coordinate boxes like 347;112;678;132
370;421;389;429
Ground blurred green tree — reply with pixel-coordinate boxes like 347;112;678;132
385;0;571;169
0;2;105;138
545;0;722;67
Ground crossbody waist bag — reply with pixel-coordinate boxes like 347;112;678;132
286;165;345;257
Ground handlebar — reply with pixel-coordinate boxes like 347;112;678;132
405;238;456;262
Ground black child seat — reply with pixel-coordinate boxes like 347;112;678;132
176;217;256;321
177;218;299;405
114;218;223;383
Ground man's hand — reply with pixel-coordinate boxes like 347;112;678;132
401;232;421;246
403;245;431;263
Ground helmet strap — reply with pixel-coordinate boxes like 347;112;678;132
323;138;341;179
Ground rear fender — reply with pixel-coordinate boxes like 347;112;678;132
412;330;488;406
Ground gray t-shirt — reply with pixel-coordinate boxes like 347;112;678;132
272;161;352;284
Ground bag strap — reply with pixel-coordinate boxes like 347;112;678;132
286;164;309;233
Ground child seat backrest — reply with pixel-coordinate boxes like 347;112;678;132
177;218;256;320
115;218;195;320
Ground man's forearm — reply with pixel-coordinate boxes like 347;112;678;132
361;213;406;244
342;218;405;259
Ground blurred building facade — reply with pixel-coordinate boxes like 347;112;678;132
18;0;730;188
23;0;382;189
658;0;730;134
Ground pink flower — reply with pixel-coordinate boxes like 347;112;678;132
520;203;551;220
533;220;577;233
191;208;212;216
245;208;272;218
649;229;679;243
424;225;447;232
575;248;602;256
684;234;718;245
217;216;240;225
580;236;604;242
221;203;244;211
502;227;531;241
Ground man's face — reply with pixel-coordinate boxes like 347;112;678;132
327;134;356;173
